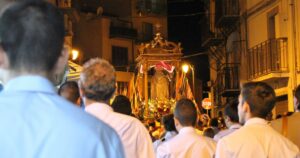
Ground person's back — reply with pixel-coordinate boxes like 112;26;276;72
0;1;124;157
0;77;123;157
216;82;299;158
153;114;177;152
214;99;241;142
80;58;154;158
86;103;155;158
218;118;298;158
157;99;215;158
158;127;212;158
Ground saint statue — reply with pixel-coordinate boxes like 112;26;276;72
151;69;169;101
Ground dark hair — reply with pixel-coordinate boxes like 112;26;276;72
209;118;219;127
0;0;65;72
295;84;300;111
58;81;80;104
174;98;197;126
224;99;239;123
111;95;132;116
203;127;215;138
241;82;276;118
162;114;176;131
79;58;116;102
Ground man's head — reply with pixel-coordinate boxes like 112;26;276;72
58;81;80;105
238;82;276;124
294;84;300;112
224;99;239;127
162;114;176;132
0;1;66;78
174;98;197;130
79;58;116;103
111;95;132;116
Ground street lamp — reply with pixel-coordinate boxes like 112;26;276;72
71;49;79;61
182;64;189;73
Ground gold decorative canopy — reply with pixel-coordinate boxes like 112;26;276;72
135;33;183;118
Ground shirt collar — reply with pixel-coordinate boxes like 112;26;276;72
85;102;113;113
244;117;268;126
4;75;56;94
229;123;242;129
179;127;196;135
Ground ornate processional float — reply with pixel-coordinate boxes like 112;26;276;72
131;33;195;120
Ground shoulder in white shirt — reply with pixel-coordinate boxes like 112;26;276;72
85;102;155;158
214;124;241;142
216;118;299;158
153;131;177;153
156;127;215;158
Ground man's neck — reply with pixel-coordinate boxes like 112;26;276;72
84;98;109;107
229;122;240;127
177;125;194;132
6;71;50;82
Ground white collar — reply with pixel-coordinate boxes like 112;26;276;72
244;117;268;126
229;123;242;129
179;127;196;135
165;131;177;139
85;102;113;113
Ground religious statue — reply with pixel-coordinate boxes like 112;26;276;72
151;69;169;101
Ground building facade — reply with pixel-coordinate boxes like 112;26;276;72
204;0;300;117
72;0;168;72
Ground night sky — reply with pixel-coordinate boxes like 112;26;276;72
167;0;210;85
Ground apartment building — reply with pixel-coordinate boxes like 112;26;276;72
72;0;167;70
203;0;300;117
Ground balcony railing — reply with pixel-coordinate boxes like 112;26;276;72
215;0;239;28
217;63;240;97
247;38;288;80
110;20;137;39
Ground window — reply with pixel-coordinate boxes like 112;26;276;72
142;22;153;41
136;0;166;15
112;46;128;67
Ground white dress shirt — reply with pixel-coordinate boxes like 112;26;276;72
85;102;155;158
0;76;124;158
216;118;299;158
156;127;215;158
213;124;241;142
153;131;177;153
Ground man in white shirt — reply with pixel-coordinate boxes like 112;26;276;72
156;98;215;158
214;99;241;142
153;114;177;153
271;84;300;149
79;58;155;158
216;82;299;158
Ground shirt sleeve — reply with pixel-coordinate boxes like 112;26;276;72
215;139;229;158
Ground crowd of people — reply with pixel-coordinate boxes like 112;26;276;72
0;1;299;158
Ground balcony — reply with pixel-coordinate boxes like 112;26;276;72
201;31;223;48
215;0;240;28
217;63;240;97
110;20;137;39
247;38;289;81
